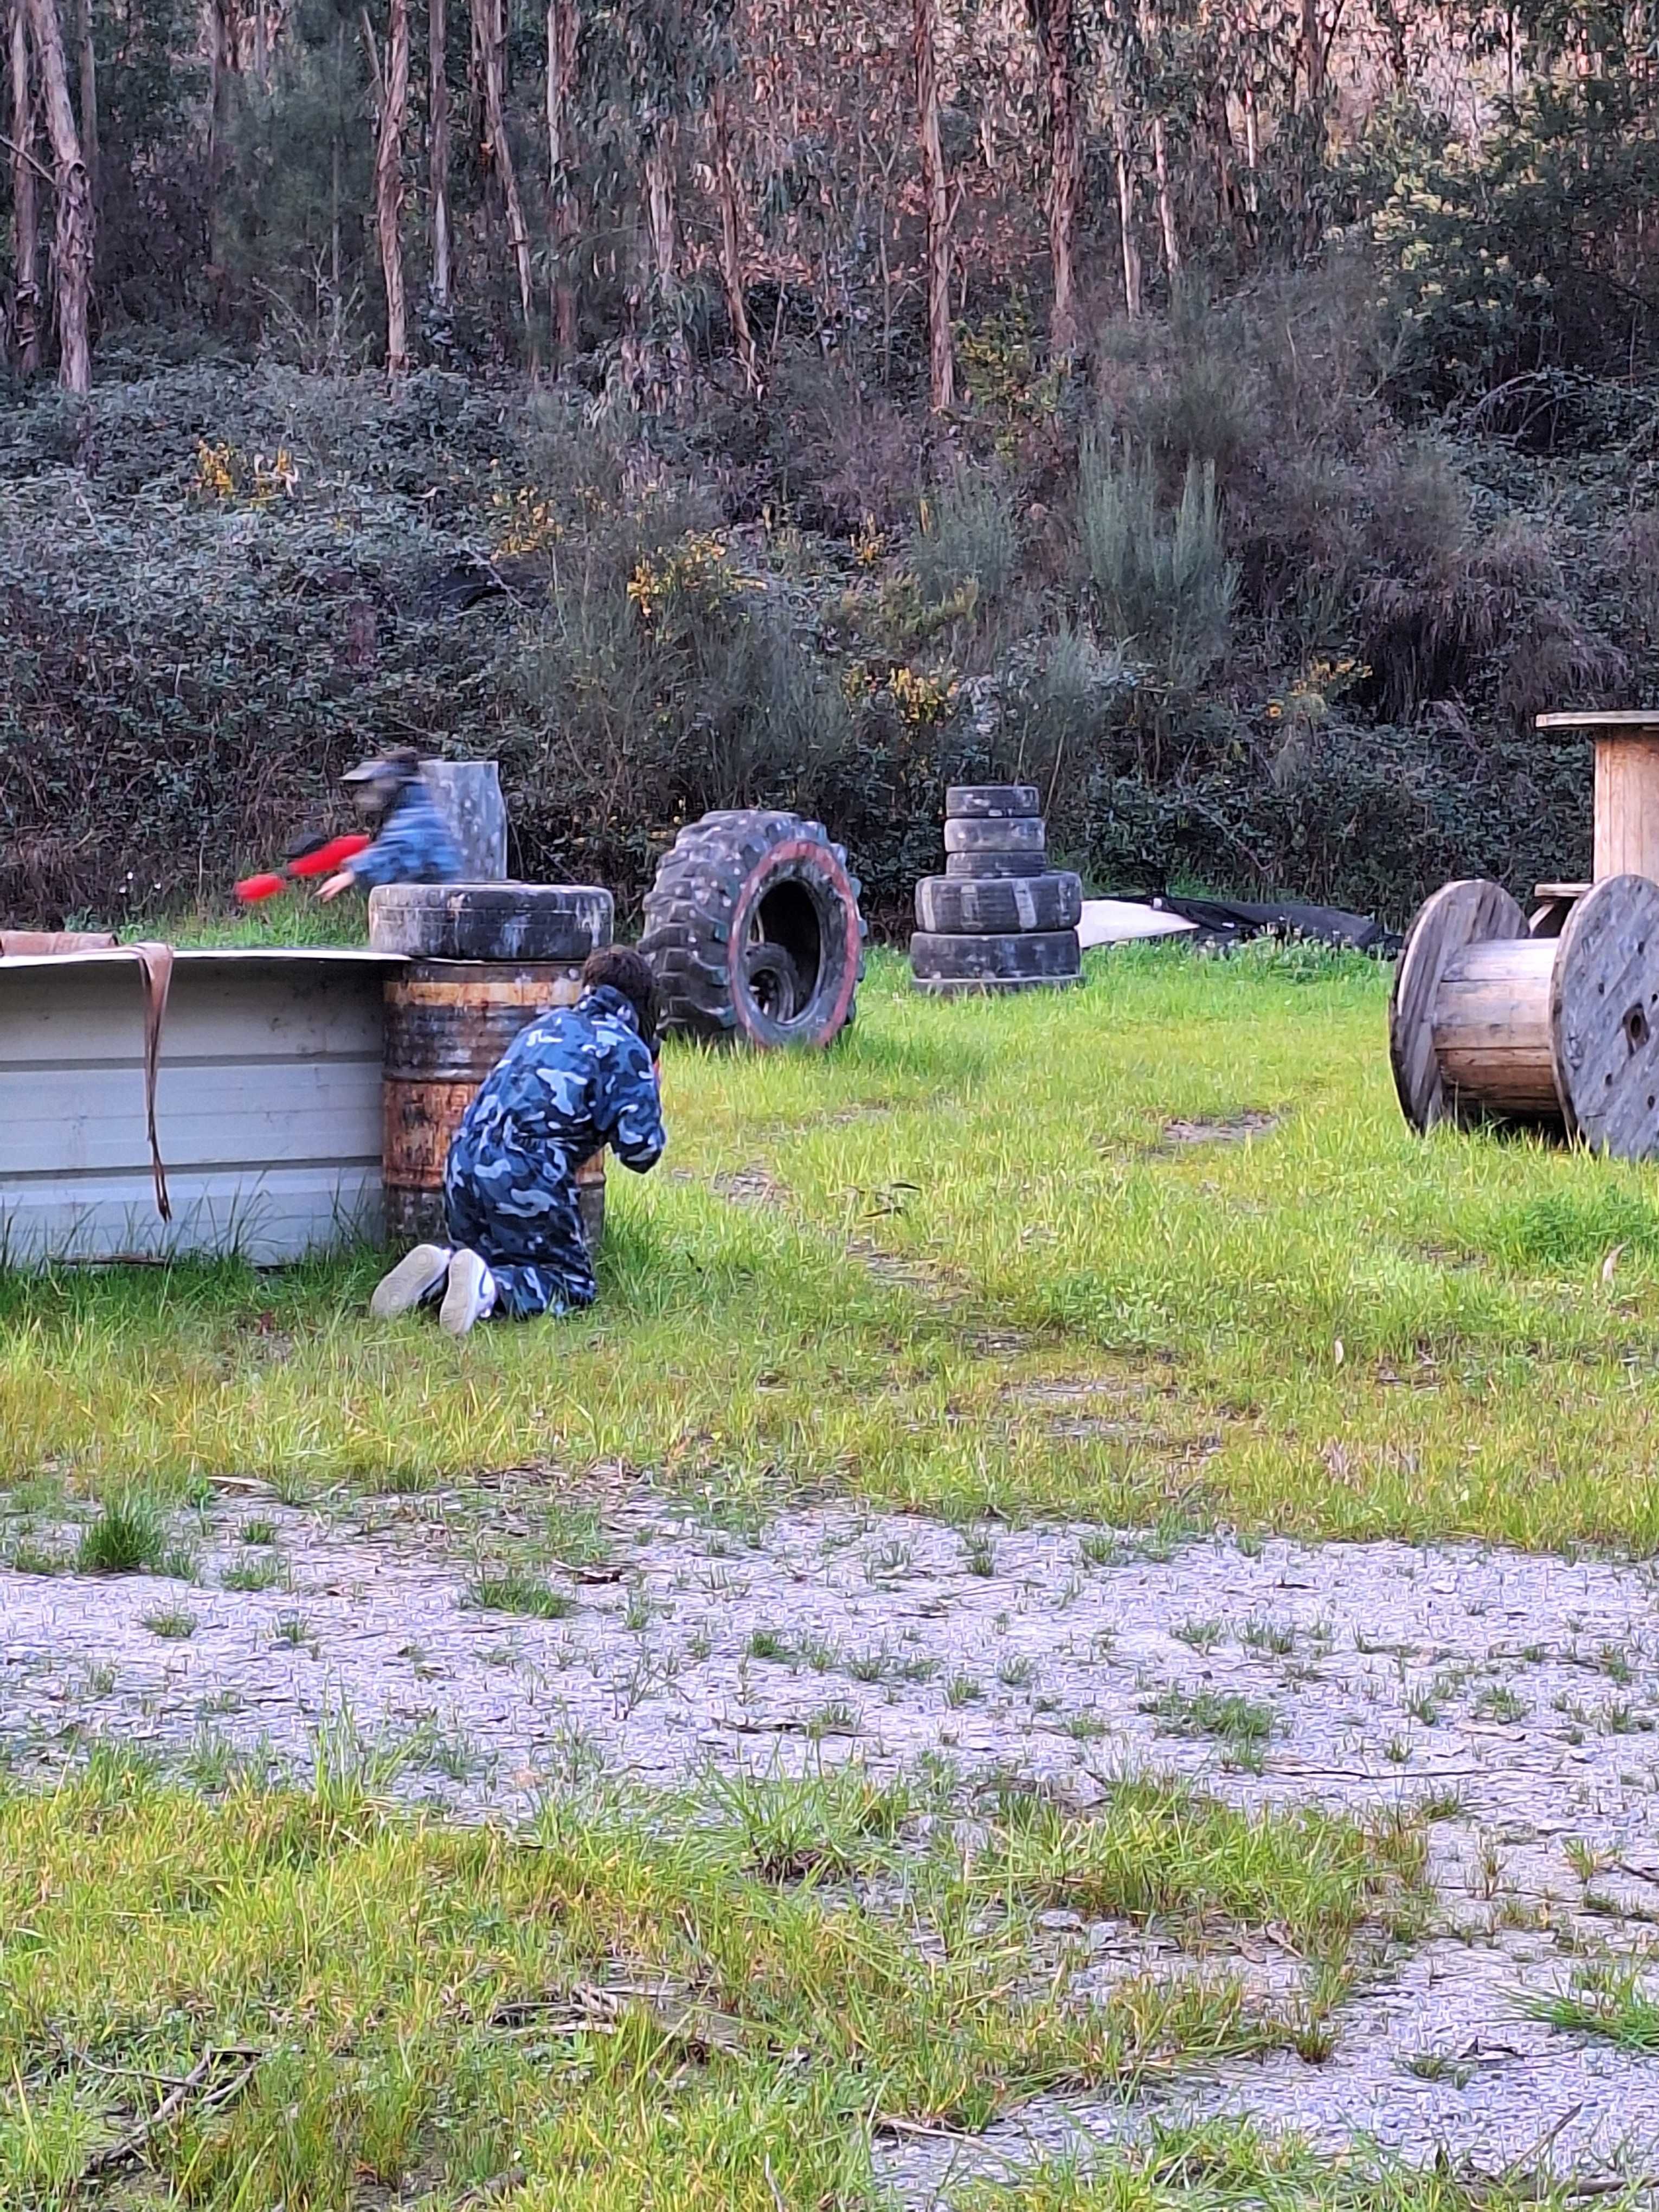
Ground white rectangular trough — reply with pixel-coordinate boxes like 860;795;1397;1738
0;947;403;1265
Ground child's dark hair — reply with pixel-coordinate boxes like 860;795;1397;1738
582;944;660;1048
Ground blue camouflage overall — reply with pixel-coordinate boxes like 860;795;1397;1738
344;777;463;888
442;983;665;1317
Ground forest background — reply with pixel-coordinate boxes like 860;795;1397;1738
3;0;1657;929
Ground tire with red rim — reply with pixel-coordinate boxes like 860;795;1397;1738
640;811;866;1047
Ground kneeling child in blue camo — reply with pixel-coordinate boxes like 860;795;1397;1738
371;946;665;1335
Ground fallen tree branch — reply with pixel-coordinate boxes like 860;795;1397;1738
76;2048;262;2182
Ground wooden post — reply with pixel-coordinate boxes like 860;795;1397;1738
1536;711;1659;885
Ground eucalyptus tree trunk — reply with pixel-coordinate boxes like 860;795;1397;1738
1111;104;1140;318
428;0;451;310
372;0;410;373
1151;112;1178;279
912;0;954;410
473;0;533;341
641;120;689;403
27;0;92;393
7;0;42;371
711;78;756;389
72;0;94;199
545;0;577;355
1301;0;1323;104
1028;0;1079;361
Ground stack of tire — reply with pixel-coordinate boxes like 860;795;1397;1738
910;785;1082;993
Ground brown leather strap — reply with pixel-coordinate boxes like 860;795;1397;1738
122;942;174;1221
0;933;174;1217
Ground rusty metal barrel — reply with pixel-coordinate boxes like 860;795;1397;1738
368;883;614;1249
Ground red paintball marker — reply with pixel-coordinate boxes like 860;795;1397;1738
235;832;372;905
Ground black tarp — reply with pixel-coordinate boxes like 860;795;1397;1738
1150;895;1400;954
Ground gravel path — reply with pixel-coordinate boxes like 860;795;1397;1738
5;1494;1659;2195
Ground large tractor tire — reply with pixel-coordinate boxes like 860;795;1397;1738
640;810;866;1047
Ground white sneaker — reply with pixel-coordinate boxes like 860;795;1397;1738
370;1243;452;1320
440;1248;497;1336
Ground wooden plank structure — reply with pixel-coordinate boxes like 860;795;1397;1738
1531;712;1659;934
1389;873;1659;1157
0;948;395;1263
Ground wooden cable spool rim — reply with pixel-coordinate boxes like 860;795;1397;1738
1550;872;1659;1156
1389;879;1527;1133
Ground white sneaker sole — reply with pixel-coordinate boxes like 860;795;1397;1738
370;1243;452;1320
440;1250;494;1336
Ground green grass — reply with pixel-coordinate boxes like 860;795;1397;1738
1144;1686;1278;1771
12;941;1659;1547
0;1760;1424;2205
466;1568;579;1620
953;2124;1598;2212
72;1493;175;1576
1520;1959;1659;2048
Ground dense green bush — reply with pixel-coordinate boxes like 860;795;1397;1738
0;259;1648;938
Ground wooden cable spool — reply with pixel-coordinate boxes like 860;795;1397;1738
1390;873;1659;1157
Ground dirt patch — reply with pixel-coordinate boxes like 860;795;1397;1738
1159;1112;1282;1148
711;1166;787;1207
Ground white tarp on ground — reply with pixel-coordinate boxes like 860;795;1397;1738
1077;898;1199;949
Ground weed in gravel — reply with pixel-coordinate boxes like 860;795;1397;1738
222;1553;286;1593
3;1535;67;1574
1145;1686;1276;1771
1240;1616;1296;1656
866;1538;913;1581
747;1628;793;1663
1174;1618;1224;1652
274;1613;313;1649
1405;2047;1478;2087
946;1674;984;1708
239;1517;279;1546
1520;1960;1659;2049
466;1570;576;1621
1564;1837;1608;1882
998;1656;1037;1690
75;1495;170;1576
805;1700;860;1741
962;1531;998;1577
622;1586;657;1632
1473;1684;1528;1724
143;1607;197;1639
